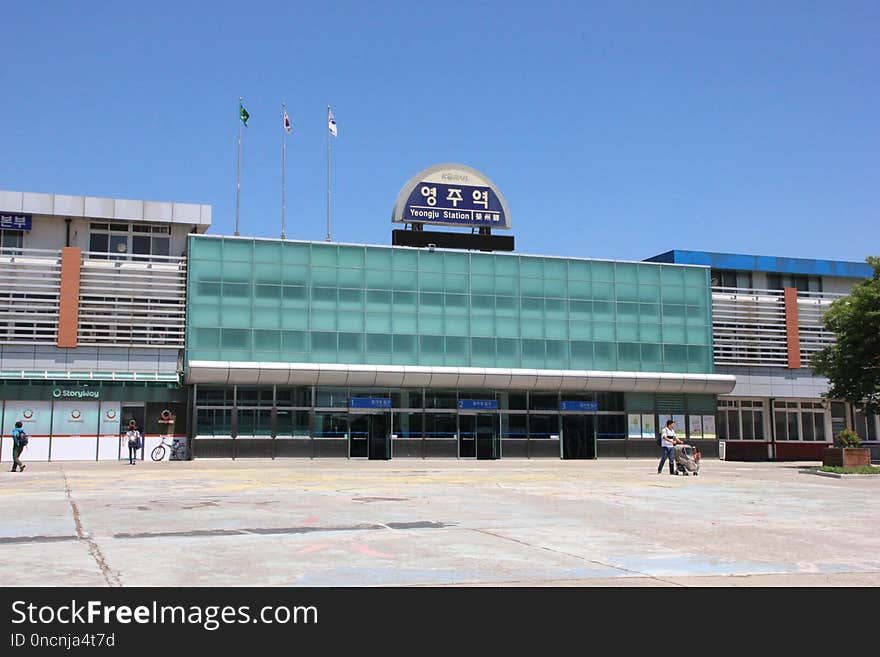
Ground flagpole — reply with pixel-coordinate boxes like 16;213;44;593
235;96;242;237
281;101;287;240
326;105;332;242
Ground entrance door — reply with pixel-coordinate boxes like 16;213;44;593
562;415;596;459
349;413;391;460
460;414;499;459
121;404;146;460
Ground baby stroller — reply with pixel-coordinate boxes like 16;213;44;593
674;443;700;476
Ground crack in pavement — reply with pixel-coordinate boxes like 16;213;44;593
62;468;121;587
468;528;686;587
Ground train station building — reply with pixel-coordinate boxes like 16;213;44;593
0;178;876;463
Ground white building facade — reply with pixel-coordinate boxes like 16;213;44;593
0;190;210;463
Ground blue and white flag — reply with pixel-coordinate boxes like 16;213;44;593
328;107;337;137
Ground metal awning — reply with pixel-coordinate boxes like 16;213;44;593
186;361;736;394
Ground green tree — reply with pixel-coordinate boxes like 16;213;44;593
812;256;880;415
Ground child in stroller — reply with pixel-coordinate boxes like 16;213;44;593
674;442;700;476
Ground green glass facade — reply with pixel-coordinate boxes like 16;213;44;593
186;235;714;374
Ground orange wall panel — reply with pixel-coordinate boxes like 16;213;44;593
783;287;801;369
57;247;82;348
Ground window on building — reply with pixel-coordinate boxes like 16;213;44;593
766;273;822;292
710;270;752;289
0;229;24;251
716;399;766;440
854;410;878;442
772;401;827;441
89;222;171;259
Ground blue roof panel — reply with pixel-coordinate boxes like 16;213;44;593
645;250;872;278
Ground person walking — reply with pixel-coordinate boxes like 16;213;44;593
11;421;27;472
657;419;679;475
125;420;143;465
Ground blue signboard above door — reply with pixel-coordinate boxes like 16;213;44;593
458;399;499;411
559;401;599;412
0;213;32;230
348;398;392;409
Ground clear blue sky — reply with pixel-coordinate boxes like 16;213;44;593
2;1;877;262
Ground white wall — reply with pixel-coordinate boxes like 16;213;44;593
821;276;862;295
21;215;196;257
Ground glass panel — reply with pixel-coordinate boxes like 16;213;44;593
236;408;272;437
315;387;348;408
529;393;558;411
313;412;348;438
275;387;310;407
424;413;457;439
502;413;528;439
275;410;310;437
774;411;787;440
597;415;626;439
89;232;108;253
425;390;457;409
529;414;558;440
109;234;128;255
787;412;800;441
741;410;754;439
801;413;815;441
391;390;424;409
152;237;170;256
393;412;424;440
727;410;741;438
132;235;151;255
716;411;727;440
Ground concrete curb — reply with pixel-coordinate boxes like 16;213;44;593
800;469;880;479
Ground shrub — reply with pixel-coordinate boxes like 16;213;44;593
835;428;862;448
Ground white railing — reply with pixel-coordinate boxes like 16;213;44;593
712;286;788;367
0;247;62;345
712;286;844;368
797;290;844;366
77;251;187;348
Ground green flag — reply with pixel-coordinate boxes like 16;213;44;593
239;102;249;127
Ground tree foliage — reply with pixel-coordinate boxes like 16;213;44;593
811;257;880;415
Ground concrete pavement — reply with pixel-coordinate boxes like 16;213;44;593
1;458;878;586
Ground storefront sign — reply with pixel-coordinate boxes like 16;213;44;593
348;398;392;409
0;213;31;230
52;387;100;400
52;402;99;437
392;164;511;230
559;401;599;412
3;402;52;437
458;399;499;411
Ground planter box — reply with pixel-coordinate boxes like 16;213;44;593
822;447;872;467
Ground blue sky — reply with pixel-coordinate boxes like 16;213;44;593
2;1;877;262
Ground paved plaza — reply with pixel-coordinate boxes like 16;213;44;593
2;458;879;587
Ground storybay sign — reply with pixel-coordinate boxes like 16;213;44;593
391;163;514;252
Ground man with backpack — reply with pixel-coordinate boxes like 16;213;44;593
125;420;143;465
11;421;28;472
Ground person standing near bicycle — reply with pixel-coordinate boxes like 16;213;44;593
125;420;143;465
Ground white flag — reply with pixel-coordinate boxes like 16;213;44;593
328;107;337;137
283;108;291;134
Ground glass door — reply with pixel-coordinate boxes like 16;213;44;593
458;414;477;458
562;415;596;459
475;413;499;460
367;413;391;460
348;414;370;458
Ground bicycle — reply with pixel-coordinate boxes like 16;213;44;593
151;436;185;461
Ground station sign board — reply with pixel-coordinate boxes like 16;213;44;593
0;213;32;230
392;164;511;230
